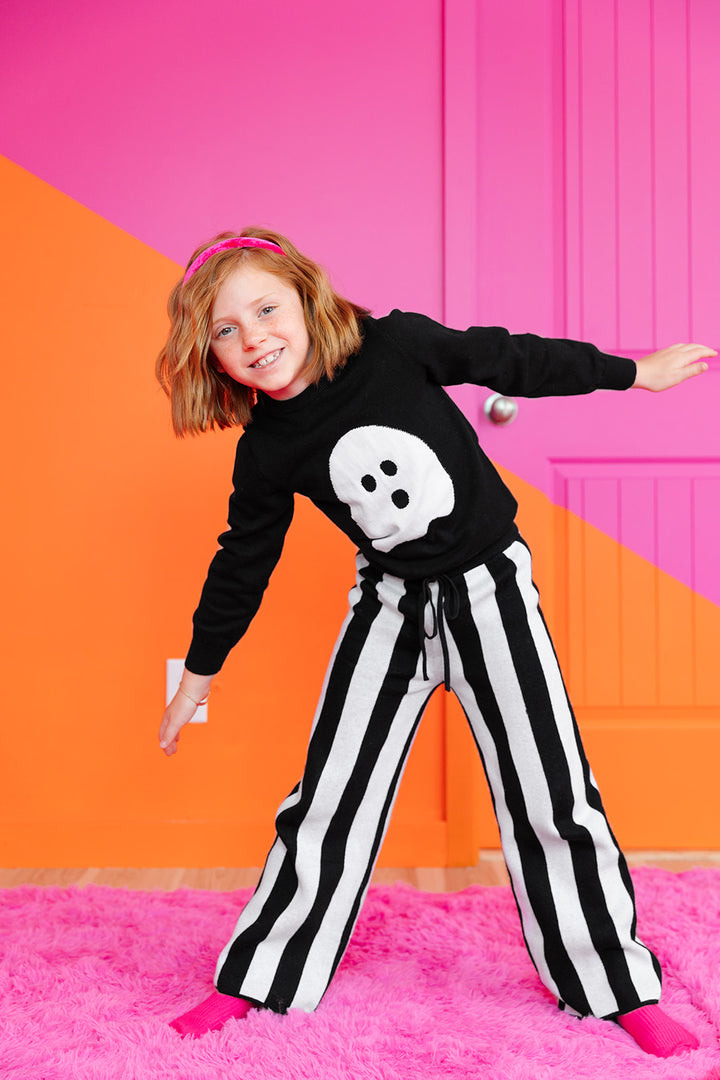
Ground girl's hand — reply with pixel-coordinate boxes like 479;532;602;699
159;693;197;756
633;343;716;392
159;670;214;756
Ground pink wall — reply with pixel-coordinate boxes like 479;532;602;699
0;0;444;318
2;0;718;618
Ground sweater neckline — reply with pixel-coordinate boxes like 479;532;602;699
256;378;322;414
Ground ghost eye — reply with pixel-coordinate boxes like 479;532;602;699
361;474;377;492
380;460;397;476
392;489;409;509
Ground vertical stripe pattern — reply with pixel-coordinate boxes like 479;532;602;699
215;560;434;1012
215;540;661;1018
446;540;661;1017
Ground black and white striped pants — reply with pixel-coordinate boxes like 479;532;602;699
215;536;662;1018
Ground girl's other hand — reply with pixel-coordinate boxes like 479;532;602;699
633;343;716;391
159;670;214;756
159;693;197;756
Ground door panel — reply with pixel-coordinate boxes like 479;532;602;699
555;461;720;709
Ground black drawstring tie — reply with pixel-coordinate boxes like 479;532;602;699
418;575;461;690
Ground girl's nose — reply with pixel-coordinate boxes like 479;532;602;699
242;323;266;350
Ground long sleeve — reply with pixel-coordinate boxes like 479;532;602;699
381;310;636;396
185;435;295;676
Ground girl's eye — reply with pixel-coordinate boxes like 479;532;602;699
260;305;275;316
217;326;234;338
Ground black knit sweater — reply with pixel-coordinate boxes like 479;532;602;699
185;311;636;675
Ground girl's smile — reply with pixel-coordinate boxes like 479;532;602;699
250;348;283;369
211;266;312;400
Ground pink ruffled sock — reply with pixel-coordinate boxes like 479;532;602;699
170;990;253;1038
617;1004;699;1057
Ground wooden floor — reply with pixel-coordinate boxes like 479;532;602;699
2;851;719;891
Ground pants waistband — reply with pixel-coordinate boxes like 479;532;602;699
416;525;522;690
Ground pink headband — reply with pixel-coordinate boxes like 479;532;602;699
182;237;285;283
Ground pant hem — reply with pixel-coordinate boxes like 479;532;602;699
558;996;662;1021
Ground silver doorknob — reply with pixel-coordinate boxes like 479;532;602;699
484;394;518;425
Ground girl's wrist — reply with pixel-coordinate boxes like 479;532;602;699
178;668;215;704
177;684;208;707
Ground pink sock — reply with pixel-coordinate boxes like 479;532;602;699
617;1004;699;1057
170;989;253;1038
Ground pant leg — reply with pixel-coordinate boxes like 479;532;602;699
446;538;662;1019
215;558;442;1013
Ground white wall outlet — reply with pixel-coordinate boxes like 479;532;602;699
166;658;208;723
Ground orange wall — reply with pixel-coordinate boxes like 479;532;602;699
3;157;718;868
0;159;450;867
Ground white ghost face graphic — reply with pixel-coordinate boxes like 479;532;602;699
328;426;455;552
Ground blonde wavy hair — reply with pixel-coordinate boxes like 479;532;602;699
156;227;369;436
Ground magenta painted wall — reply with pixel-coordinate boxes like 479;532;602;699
0;0;444;318
2;0;718;601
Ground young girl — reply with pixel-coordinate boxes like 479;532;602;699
157;228;713;1056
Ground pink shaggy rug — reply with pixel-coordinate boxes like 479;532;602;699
1;869;719;1079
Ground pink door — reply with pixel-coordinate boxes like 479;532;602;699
443;0;720;855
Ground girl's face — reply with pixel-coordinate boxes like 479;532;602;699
210;264;312;400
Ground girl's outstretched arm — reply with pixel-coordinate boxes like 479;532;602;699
633;342;716;391
159;669;215;756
